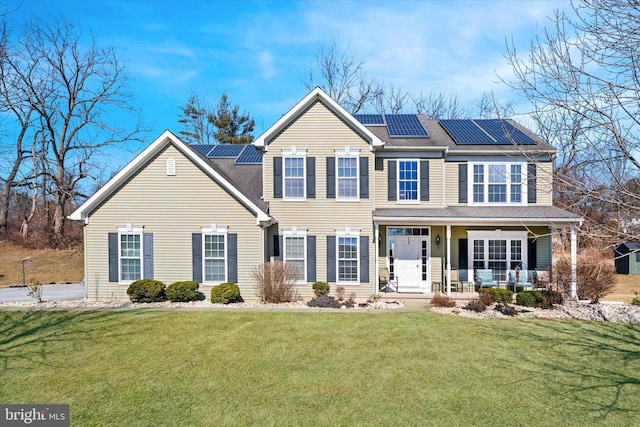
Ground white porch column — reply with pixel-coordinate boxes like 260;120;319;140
374;223;380;296
570;225;577;299
446;225;452;296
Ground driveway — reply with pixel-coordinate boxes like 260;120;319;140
0;283;85;302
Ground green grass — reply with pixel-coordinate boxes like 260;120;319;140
0;310;638;426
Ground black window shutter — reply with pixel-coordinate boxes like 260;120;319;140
528;239;537;270
360;235;369;283
388;160;397;201
326;156;335;198
420;160;429;201
143;233;154;279
273;157;283;199
108;232;118;282
327;235;336;282
273;234;283;261
192;233;202;283
307;236;316;282
227;233;238;283
360;157;369;199
458;238;468;282
527;163;537;204
306;157;316;199
458;163;468;203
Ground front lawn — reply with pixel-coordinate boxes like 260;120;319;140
0;310;637;426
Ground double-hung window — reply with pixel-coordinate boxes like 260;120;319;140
337;157;358;199
468;230;526;282
202;225;227;283
118;224;143;282
283;148;306;200
284;228;306;282
469;162;526;205
398;160;418;202
338;235;359;282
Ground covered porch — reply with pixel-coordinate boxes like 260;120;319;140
373;206;583;299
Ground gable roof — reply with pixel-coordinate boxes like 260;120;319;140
69;130;271;224
253;87;384;151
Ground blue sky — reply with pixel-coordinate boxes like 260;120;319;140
9;0;569;141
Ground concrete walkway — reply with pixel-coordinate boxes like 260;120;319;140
0;284;84;302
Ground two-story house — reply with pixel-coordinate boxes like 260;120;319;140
70;88;582;300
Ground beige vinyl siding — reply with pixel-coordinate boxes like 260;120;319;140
84;144;262;300
263;100;376;298
445;162;460;206
372;158;444;208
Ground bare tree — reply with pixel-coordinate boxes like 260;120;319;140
411;90;469;119
177;94;216;144
0;17;145;242
503;0;640;246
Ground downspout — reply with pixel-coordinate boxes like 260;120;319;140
374;223;380;295
570;224;577;299
446;224;452;296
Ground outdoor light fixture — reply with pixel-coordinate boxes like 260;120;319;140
436;234;441;247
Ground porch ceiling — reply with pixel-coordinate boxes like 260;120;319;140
373;206;583;227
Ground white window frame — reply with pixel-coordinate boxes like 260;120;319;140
335;148;360;201
282;147;307;201
202;224;228;284
397;159;420;203
336;228;360;284
467;230;528;282
117;224;144;285
283;227;307;283
468;162;527;206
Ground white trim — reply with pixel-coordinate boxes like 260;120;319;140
336;227;361;284
283;228;307;283
202;227;228;285
166;157;176;176
468;161;527;206
467;230;528;282
69;130;271;224
117;224;144;285
253;87;383;151
282;151;306;201
335;150;360;201
397;159;420;204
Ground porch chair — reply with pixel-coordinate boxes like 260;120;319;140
508;269;534;293
447;269;462;293
534;269;551;290
476;269;498;289
379;268;398;293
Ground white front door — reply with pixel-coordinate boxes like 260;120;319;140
389;231;430;292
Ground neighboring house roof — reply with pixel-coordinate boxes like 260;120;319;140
253;87;384;150
69;130;271;224
374;206;582;226
362;115;555;156
616;242;640;251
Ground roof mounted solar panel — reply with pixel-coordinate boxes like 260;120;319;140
353;114;385;125
208;144;245;158
191;144;217;156
235;145;263;164
385;114;429;137
439;120;493;144
474;119;536;145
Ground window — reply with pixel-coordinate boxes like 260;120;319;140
469;162;526;205
338;236;359;282
337;157;358;199
284;229;307;282
636;252;640;263
398;160;418;201
204;234;226;282
468;231;527;282
284;156;305;199
120;233;141;281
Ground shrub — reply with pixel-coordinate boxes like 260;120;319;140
27;278;44;303
127;279;166;303
464;300;486;312
312;281;330;298
515;291;536;307
210;282;242;304
431;293;456;307
478;288;513;305
495;303;518;316
252;261;298;303
346;292;356;306
307;295;344;308
631;297;640;306
516;290;563;309
555;249;617;303
335;286;346;301
166;281;201;302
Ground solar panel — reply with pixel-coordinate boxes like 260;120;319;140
208;144;245;157
439;120;492;144
385;114;429;137
235;145;263;164
354;114;385;125
190;144;216;156
474;120;536;144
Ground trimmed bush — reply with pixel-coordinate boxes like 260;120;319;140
464;300;486;312
307;295;351;308
210;282;242;304
516;290;563;309
478;288;513;305
127;279;166;303
166;281;201;302
431;293;456;308
312;281;330;298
